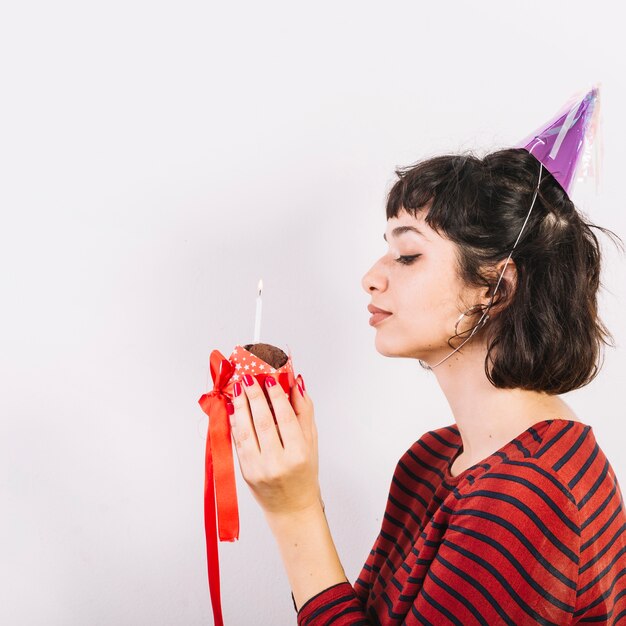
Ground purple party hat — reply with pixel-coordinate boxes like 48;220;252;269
514;84;603;198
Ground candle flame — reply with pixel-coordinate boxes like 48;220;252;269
257;278;263;296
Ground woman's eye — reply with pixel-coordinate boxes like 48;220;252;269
395;254;421;265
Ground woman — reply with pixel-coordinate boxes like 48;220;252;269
228;108;626;625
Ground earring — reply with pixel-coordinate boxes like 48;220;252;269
453;304;490;338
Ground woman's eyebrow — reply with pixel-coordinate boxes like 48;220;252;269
383;226;427;242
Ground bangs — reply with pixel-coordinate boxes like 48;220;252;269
385;154;486;242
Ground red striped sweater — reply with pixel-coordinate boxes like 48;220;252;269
294;419;626;625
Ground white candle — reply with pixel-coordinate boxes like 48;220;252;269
253;279;263;343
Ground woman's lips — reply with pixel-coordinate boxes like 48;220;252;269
369;312;393;326
367;304;393;327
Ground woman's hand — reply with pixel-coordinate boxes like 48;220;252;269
227;373;321;516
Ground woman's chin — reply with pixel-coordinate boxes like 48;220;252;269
374;335;429;360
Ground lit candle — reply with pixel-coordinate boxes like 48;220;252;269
253;279;263;342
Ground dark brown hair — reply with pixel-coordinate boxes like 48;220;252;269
386;148;623;393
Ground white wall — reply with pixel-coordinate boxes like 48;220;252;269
1;1;625;624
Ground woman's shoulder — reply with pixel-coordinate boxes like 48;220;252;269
531;419;620;506
531;419;603;482
474;418;618;513
400;418;619;506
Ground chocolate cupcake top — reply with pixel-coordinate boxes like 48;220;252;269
243;343;288;370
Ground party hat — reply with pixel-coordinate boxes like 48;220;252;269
514;84;603;197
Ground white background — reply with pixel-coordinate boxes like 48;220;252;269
1;1;625;624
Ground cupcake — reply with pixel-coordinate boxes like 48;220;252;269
229;343;295;397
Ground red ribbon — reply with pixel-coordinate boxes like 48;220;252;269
198;350;238;626
197;347;294;625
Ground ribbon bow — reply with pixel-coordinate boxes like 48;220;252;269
198;350;238;626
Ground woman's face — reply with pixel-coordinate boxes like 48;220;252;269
361;208;478;362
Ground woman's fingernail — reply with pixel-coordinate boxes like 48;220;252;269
297;374;306;391
233;382;242;397
265;375;276;388
243;374;254;387
226;401;235;427
297;380;305;397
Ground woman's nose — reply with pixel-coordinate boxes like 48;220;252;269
361;258;387;294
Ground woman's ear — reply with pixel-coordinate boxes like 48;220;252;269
484;258;518;312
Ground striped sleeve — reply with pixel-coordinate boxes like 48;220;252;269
296;582;369;625
297;461;581;625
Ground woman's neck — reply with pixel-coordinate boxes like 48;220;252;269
429;341;578;470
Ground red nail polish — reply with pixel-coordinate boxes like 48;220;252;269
265;375;276;388
243;374;254;387
298;375;306;391
226;402;234;415
297;381;305;397
233;382;242;397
